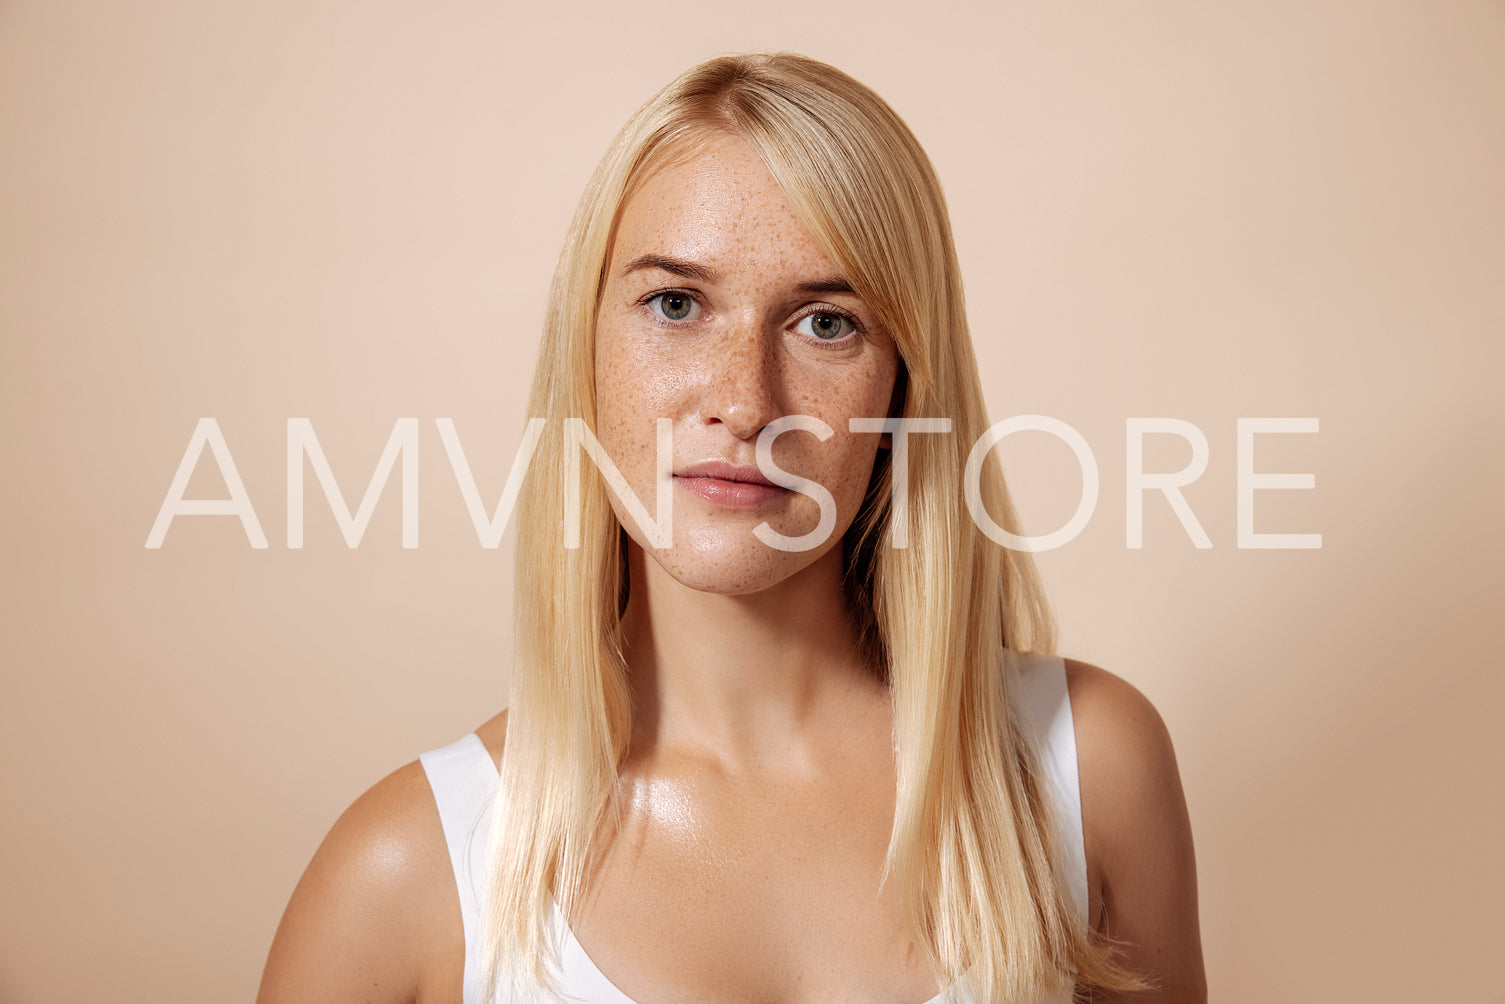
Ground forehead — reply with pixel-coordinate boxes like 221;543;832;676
609;133;837;281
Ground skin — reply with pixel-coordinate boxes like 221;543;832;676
257;134;1206;1003
592;133;898;598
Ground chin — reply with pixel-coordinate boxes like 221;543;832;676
648;546;806;597
640;526;838;596
662;571;777;596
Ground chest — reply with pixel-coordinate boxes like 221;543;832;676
566;767;941;1004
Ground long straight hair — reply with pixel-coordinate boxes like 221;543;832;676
486;52;1141;1001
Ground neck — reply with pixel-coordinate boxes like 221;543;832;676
620;543;885;770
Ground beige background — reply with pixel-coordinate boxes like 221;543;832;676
2;1;1502;1001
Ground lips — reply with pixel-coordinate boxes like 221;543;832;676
674;461;788;508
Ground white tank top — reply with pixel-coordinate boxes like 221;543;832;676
419;653;1085;1004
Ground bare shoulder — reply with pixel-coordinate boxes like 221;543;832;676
1062;659;1183;900
1062;658;1207;1001
1063;659;1182;813
255;757;461;1004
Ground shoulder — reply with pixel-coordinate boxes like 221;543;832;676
256;756;464;1004
1062;658;1207;1000
1062;659;1184;897
1063;658;1182;820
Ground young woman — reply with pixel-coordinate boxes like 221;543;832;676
258;53;1205;1003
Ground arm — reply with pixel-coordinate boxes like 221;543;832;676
255;760;461;1004
1065;659;1207;1002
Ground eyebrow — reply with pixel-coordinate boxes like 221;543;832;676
794;277;856;296
618;253;857;298
619;254;720;283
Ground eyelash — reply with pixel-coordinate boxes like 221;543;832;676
636;289;865;345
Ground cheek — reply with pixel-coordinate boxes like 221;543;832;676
594;329;644;467
818;362;898;508
825;435;884;507
594;324;632;411
794;359;897;440
593;330;690;470
596;325;656;417
598;325;710;415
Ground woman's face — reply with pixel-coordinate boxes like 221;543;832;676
594;132;899;596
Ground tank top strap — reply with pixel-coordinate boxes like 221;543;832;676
1010;652;1089;918
419;733;499;1003
418;661;1084;1003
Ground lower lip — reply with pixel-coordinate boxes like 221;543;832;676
674;476;789;508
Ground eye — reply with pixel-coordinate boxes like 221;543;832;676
792;310;857;341
647;291;701;322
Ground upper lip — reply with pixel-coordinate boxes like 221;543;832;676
674;461;779;487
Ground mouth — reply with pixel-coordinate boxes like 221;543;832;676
674;461;788;508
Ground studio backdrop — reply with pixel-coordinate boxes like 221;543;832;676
2;2;1502;1001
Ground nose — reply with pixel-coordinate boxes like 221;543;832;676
700;320;781;441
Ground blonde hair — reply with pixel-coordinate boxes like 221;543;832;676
487;52;1141;1000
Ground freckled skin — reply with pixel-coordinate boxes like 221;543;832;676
575;135;942;1002
594;133;899;595
257;135;1204;1004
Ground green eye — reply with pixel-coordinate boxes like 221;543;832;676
794;311;855;341
652;292;697;321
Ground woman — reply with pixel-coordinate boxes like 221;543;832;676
258;53;1205;1003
